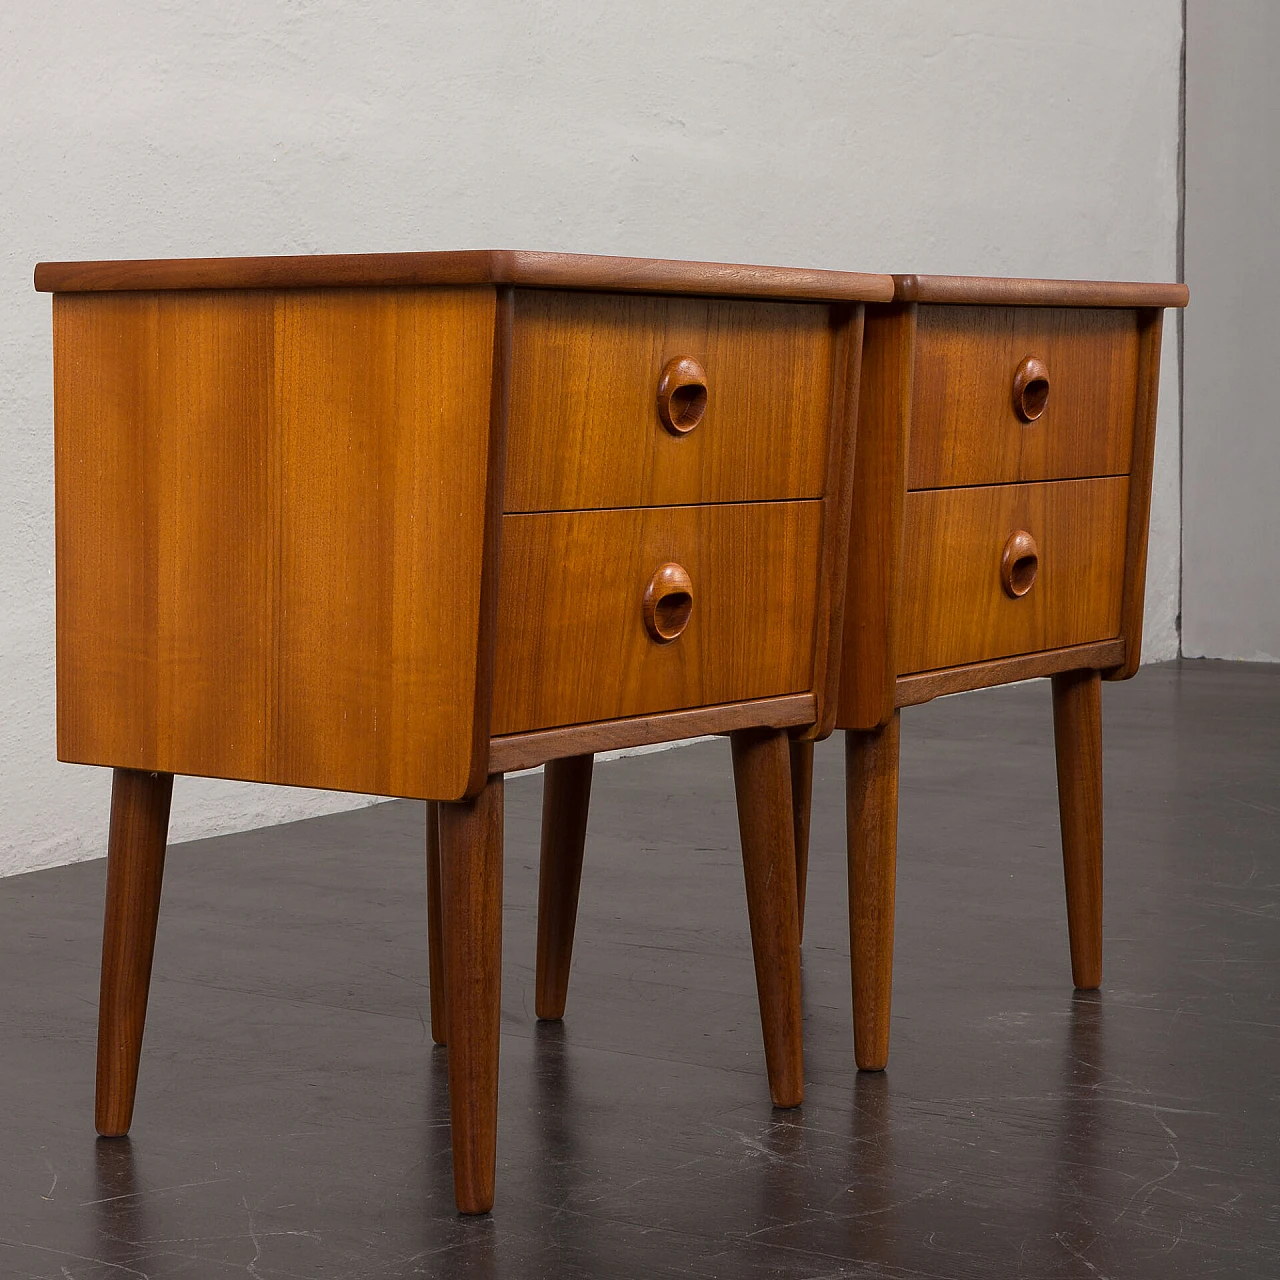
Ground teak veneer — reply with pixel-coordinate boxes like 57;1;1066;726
829;275;1188;1071
38;249;890;1214
531;272;1188;1090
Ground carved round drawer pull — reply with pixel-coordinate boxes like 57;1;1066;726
1001;530;1040;598
657;356;708;435
643;562;694;642
1012;356;1050;422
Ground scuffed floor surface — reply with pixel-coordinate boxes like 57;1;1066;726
1;660;1278;1278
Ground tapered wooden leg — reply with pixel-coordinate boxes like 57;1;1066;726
1052;669;1104;990
730;727;804;1108
535;754;594;1021
438;775;504;1215
426;802;447;1046
847;715;900;1072
96;768;174;1138
789;739;814;944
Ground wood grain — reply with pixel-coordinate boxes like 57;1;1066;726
908;307;1140;489
54;287;500;801
730;728;804;1108
438;774;505;1215
96;768;173;1137
535;754;594;1021
894;275;1189;309
1052;670;1104;989
36;249;895;302
896;478;1129;674
1106;309;1166;682
491;502;821;735
893;639;1125;707
504;291;834;511
834;304;915;731
846;715;900;1072
488;694;816;773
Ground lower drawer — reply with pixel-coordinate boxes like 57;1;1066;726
491;501;822;734
896;477;1129;674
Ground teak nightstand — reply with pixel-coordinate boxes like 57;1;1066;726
813;274;1190;1070
533;273;1188;1083
35;250;894;1213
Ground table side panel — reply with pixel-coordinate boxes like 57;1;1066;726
835;303;916;731
504;291;833;511
491;501;822;734
55;292;271;778
1107;308;1167;681
54;286;498;799
805;302;865;740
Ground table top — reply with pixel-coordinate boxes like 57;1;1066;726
893;274;1189;308
33;249;896;302
33;252;1189;309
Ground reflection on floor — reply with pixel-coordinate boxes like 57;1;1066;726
2;660;1278;1278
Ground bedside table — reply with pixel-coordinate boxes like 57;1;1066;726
819;274;1190;1071
36;250;893;1212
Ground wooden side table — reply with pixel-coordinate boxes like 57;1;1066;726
535;274;1189;1082
811;274;1190;1071
36;250;893;1213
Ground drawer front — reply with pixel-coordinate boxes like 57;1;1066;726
909;306;1141;489
504;290;835;511
492;502;821;734
896;478;1129;674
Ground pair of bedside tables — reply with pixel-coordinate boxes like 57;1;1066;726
35;251;1187;1214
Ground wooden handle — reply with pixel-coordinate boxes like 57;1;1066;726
1001;530;1040;598
657;356;708;435
643;562;694;642
1012;356;1050;422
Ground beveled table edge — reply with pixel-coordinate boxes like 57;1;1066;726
34;249;895;302
894;274;1189;308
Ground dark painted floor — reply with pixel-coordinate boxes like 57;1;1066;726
2;660;1278;1278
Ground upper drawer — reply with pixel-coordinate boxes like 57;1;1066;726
896;477;1129;674
908;306;1141;489
491;501;821;735
504;290;835;511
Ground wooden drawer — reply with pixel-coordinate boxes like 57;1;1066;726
896;478;1129;674
503;290;835;511
492;501;821;734
908;306;1141;489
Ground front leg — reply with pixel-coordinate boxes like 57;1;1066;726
438;774;505;1214
97;768;174;1137
1051;669;1104;989
846;714;900;1072
730;727;804;1108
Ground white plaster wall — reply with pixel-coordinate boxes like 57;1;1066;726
1182;1;1280;661
0;1;1183;876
